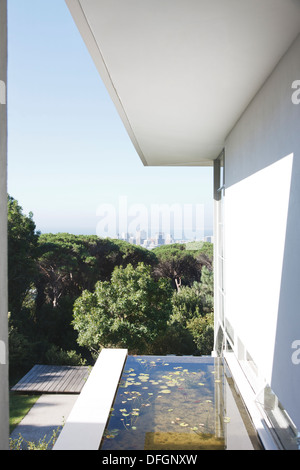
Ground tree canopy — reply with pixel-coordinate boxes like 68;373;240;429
8;195;214;379
152;242;212;290
73;263;173;354
7;195;40;321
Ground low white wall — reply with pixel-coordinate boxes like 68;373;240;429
224;34;300;428
54;349;128;451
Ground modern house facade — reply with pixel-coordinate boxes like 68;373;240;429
64;0;300;449
215;34;300;448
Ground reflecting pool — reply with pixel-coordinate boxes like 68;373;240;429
100;355;230;450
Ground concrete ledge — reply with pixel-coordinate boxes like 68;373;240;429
224;352;278;450
53;348;128;450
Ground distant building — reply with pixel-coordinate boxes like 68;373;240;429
154;232;164;246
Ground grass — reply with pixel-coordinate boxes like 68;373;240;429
9;393;40;433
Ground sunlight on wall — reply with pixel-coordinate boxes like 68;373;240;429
225;153;293;384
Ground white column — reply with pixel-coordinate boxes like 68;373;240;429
0;0;9;451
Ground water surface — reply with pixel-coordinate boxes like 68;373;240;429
100;355;226;450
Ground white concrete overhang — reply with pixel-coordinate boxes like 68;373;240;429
65;0;300;167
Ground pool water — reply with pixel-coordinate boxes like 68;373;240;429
100;355;227;450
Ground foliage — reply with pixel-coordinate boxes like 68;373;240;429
152;243;212;291
8;194;215;376
8;320;36;380
152;245;200;290
185;240;213;261
7;195;40;321
187;313;214;356
73;263;173;354
171;267;214;321
9;427;60;450
35;233;157;309
43;345;86;366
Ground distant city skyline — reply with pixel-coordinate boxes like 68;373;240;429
95;196;211;242
118;228;214;250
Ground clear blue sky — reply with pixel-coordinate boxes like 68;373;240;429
7;0;213;239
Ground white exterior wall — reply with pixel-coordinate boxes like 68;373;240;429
224;34;300;429
0;0;9;450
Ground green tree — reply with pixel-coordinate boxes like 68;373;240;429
185;240;213;262
7;195;39;321
35;234;158;310
187;312;214;355
36;233;99;309
164;266;214;355
73;263;173;354
152;244;201;291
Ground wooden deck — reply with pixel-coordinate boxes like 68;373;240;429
11;364;90;394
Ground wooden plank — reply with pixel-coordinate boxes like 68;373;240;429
68;367;90;392
27;365;61;393
60;367;89;393
41;366;70;393
70;367;90;392
12;365;49;392
11;365;42;390
11;365;90;394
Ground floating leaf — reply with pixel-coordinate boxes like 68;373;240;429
161;389;171;394
198;383;205;386
131;427;137;430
